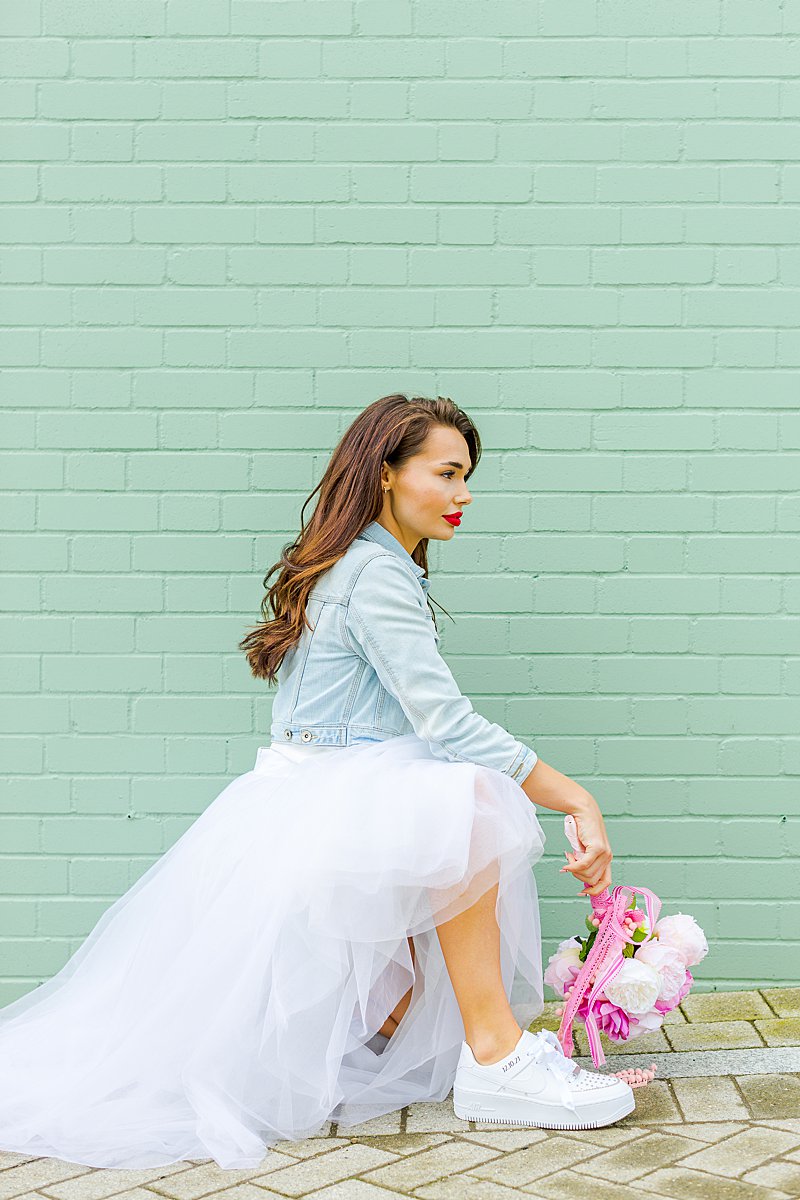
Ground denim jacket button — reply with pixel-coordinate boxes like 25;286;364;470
283;729;293;740
300;729;312;742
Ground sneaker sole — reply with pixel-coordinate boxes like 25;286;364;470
453;1086;635;1130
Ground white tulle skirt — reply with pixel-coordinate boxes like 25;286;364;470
0;733;547;1171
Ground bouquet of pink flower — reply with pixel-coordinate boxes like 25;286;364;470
545;815;709;1077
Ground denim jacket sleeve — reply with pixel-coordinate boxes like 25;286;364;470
344;553;539;785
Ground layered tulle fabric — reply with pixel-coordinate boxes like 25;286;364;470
0;733;546;1170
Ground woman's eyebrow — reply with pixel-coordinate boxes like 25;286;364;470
438;460;467;470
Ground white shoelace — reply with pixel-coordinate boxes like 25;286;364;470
521;1029;581;1113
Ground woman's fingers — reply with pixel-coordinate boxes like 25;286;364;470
581;876;611;897
560;848;612;889
560;849;592;873
579;864;613;896
561;849;609;880
591;865;613;891
558;799;615;895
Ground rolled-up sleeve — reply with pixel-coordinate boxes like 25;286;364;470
344;553;538;784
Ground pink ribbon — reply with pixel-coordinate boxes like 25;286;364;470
557;883;662;1068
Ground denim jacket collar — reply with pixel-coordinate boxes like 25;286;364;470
356;520;430;593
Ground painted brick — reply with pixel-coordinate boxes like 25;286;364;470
1;4;797;991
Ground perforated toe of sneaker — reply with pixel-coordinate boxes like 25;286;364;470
571;1063;630;1091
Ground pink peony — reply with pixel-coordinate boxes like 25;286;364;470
626;1007;665;1039
577;995;631;1041
634;940;690;1005
653;912;708;967
544;937;582;999
654;968;693;1014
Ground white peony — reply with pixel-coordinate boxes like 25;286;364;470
602;958;661;1015
634;940;689;1005
626;1007;664;1039
544;937;582;999
653;912;708;967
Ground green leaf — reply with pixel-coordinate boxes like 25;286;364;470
578;929;597;963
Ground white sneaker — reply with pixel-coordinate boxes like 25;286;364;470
364;1031;391;1055
453;1028;636;1130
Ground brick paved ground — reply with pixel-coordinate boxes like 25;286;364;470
1;988;798;1199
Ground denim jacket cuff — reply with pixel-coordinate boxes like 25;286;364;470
507;743;538;785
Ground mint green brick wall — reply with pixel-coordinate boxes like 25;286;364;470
1;1;798;1001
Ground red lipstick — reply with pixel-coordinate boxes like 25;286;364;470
443;512;462;526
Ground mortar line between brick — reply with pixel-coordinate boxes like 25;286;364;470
734;1137;800;1184
671;1080;690;1123
514;1136;653;1193
729;1073;757;1122
664;1076;686;1123
758;988;783;1018
678;1119;763;1161
752;1021;770;1047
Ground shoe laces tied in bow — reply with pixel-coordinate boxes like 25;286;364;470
524;1029;580;1113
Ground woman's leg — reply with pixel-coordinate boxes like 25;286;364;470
433;881;524;1066
377;936;416;1038
378;884;523;1067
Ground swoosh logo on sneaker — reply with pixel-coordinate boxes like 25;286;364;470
504;1072;549;1097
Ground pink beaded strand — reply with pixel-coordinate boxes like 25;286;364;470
613;1062;658;1089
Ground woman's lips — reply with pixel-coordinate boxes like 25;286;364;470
443;513;461;526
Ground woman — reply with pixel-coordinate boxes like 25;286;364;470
0;393;633;1171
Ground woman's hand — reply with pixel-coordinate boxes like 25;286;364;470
518;758;613;897
560;798;613;897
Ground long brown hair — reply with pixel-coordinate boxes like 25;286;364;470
239;393;482;684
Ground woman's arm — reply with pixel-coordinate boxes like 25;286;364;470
519;757;613;898
346;551;613;897
345;552;538;782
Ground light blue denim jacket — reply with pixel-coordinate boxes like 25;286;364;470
269;519;539;784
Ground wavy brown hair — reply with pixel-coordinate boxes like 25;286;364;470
239;393;482;684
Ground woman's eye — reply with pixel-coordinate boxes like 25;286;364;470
442;472;455;479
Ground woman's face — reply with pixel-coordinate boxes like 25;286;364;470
379;424;473;554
